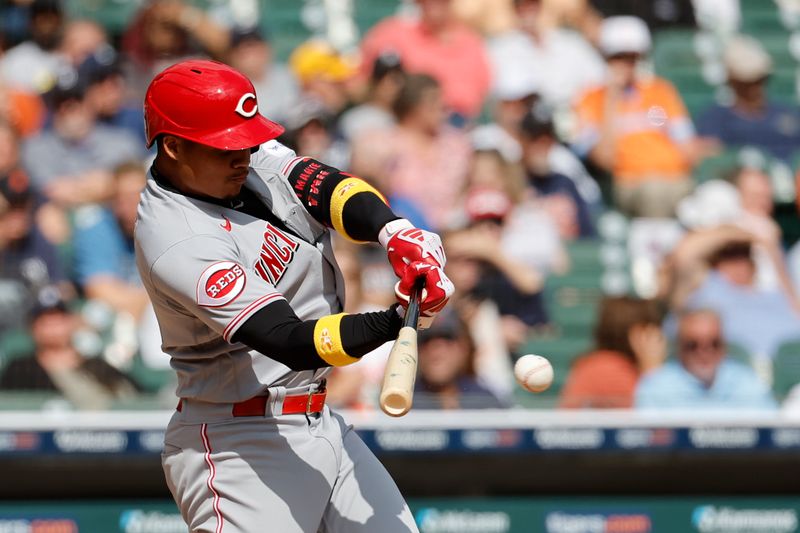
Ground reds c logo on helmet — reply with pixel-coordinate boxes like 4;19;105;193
235;93;258;118
143;60;284;150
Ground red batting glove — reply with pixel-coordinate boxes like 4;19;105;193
395;262;454;328
380;219;447;278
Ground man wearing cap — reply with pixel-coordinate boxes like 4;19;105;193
413;307;507;409
136;60;454;532
0;164;66;336
573;16;715;218
0;0;65;94
226;26;300;125
21;66;143;207
697;34;800;161
288;39;359;117
487;0;605;115
79;46;145;143
0;286;140;408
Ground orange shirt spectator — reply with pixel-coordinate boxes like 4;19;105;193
559;350;639;408
570;16;713;218
360;0;491;121
559;295;665;409
1;87;45;137
574;77;692;183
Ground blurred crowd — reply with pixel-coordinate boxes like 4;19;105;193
1;0;800;413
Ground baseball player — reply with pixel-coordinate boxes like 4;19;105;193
135;59;453;533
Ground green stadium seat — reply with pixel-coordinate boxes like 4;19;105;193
767;69;798;102
693;149;744;183
518;336;591;400
726;342;753;367
0;329;34;372
662;68;715;95
652;29;701;70
740;10;786;35
772;339;800;399
0;391;63;410
65;0;140;37
353;0;400;33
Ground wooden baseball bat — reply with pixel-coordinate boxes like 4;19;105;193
379;279;424;417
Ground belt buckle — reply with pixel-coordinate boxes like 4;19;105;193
305;390;315;415
305;379;326;415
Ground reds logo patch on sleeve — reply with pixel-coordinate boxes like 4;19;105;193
196;261;247;307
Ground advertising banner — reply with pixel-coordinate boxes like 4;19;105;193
0;497;798;533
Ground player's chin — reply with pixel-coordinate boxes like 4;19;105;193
223;179;246;196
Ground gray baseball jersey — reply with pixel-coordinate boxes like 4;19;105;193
135;140;418;533
135;140;342;402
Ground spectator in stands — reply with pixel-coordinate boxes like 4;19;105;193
349;74;472;230
0;0;34;49
59;19;108;69
225;26;299;126
0;0;64;94
79;46;144;143
520;107;596;239
0;157;67;335
731;167;794;294
280;97;349;170
697;35;800;162
661;228;800;361
560;296;666;409
477;64;603;211
635;309;776;410
71;161;148;321
120;0;230;100
445;184;562;354
413;307;508;409
21;68;143;207
572;16;715;218
72;161;169;371
451;0;515;35
0;79;44;137
288;39;359;118
338;52;405;143
360;0;491;124
487;0;605;115
0;286;140;409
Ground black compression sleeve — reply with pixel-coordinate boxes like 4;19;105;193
231;299;402;371
340;192;398;242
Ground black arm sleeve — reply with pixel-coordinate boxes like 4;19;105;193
286;158;399;242
231;299;403;371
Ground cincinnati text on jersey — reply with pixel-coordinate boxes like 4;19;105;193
254;224;299;285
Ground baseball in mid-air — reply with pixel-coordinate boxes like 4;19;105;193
514;354;554;393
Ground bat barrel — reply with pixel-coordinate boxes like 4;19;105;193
379;324;419;417
379;389;412;417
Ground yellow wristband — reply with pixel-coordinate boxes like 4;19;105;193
313;313;359;367
330;177;388;243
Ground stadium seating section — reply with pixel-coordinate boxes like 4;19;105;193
3;0;800;410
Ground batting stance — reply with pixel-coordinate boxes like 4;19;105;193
135;60;452;532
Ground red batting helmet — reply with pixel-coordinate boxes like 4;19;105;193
144;59;284;149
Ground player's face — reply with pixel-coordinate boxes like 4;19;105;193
179;141;253;199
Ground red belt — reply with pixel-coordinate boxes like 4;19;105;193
177;390;327;416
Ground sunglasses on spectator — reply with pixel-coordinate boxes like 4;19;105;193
680;338;723;353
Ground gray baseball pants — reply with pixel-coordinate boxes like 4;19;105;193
162;395;418;533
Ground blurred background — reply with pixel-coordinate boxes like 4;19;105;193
2;0;800;531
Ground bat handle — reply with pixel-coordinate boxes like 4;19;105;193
403;277;425;329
